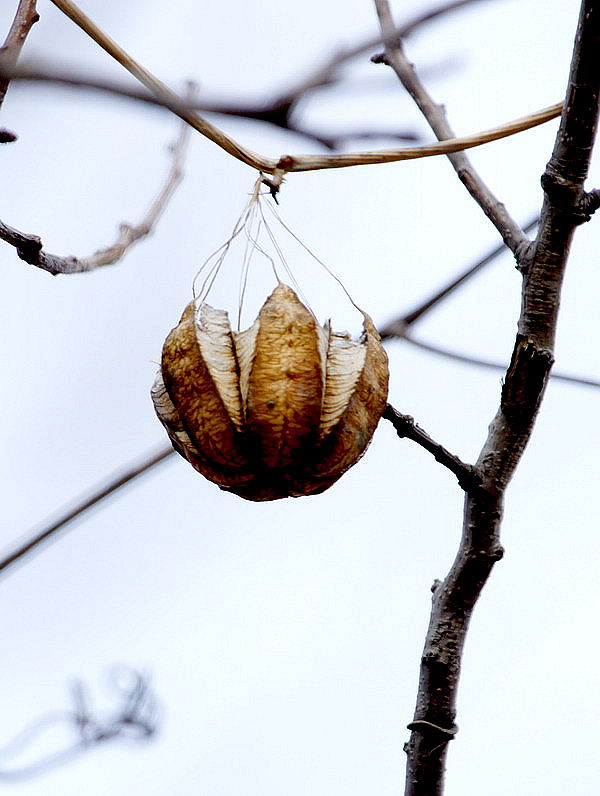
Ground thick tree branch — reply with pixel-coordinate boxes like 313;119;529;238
403;3;600;795
0;0;38;110
373;0;530;259
48;0;562;176
0;89;193;274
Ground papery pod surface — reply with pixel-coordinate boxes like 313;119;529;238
152;284;389;501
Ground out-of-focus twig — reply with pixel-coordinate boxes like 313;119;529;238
0;446;173;578
0;62;420;150
395;333;600;389
0;83;194;275
377;213;599;389
380;217;539;336
0;0;38;110
0;668;157;781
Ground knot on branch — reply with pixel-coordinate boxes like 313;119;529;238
541;172;598;224
0;128;17;143
407;720;458;739
370;52;392;65
16;232;43;263
490;544;505;561
579;188;600;221
501;335;553;424
514;238;535;273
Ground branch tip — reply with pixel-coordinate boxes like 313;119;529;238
0;128;17;142
382;403;477;490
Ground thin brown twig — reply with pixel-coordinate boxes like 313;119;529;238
82;81;195;269
0;84;194;275
373;0;530;259
382;404;477;489
48;0;562;176
0;2;497;153
0;446;173;578
0;0;39;109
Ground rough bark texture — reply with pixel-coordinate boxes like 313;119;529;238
403;2;600;794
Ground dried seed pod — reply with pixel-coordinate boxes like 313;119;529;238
152;284;389;501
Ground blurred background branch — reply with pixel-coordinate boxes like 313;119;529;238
42;0;561;174
0;668;157;781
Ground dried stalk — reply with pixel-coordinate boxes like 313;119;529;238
401;2;600;793
49;0;562;176
0;87;193;275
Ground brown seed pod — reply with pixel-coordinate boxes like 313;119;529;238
152;284;389;501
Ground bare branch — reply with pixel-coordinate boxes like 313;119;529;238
403;3;600;793
0;0;38;109
83;82;195;269
0;446;173;578
393;333;600;389
279;0;497;97
0;88;193;275
47;0;562;176
382;404;477;489
378;215;599;391
0;668;157;781
379;217;539;336
0;61;420;150
373;0;530;259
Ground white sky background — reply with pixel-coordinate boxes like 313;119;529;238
1;0;599;794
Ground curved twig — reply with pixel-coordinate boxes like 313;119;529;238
48;0;562;176
0;85;194;275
